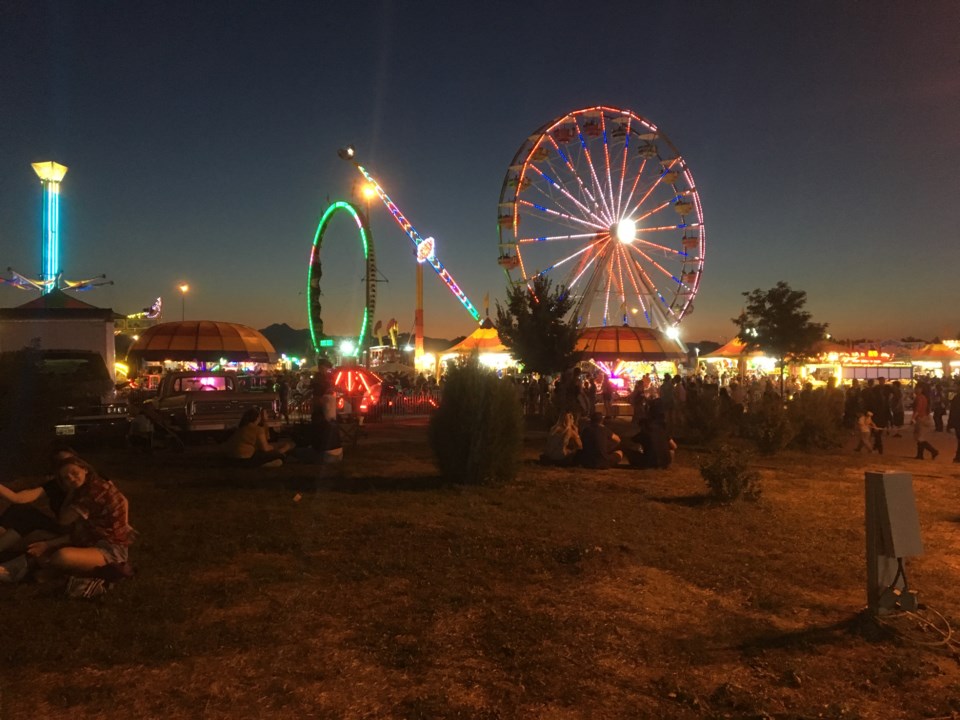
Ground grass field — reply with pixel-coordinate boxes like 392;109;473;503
2;417;960;719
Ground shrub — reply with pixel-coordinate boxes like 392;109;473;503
786;389;843;450
742;398;793;454
429;360;524;486
680;389;722;445
700;444;762;503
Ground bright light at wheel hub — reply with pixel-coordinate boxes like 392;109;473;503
615;219;636;244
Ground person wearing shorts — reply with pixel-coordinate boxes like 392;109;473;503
0;456;133;583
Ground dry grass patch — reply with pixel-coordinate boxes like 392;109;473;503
2;420;960;718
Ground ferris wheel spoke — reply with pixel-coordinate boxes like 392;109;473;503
600;113;616;222
619;247;653;325
516;198;606;233
634;199;674;224
627;244;693;304
638;221;701;234
544;134;611;225
570;244;611;324
614;116;632;218
632;264;681;325
570;116;615;223
621;156;647;219
517;231;601;244
525;164;609;228
613;246;631;324
635;237;687;258
626;157;682;219
523;237;606;282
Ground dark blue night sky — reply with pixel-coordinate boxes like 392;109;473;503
1;1;958;342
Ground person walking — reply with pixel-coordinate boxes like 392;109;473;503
931;381;946;432
863;378;892;454
889;381;905;437
947;386;960;463
912;382;939;460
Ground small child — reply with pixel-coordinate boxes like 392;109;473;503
855;411;878;453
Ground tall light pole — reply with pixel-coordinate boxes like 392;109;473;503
178;283;189;321
31;161;68;294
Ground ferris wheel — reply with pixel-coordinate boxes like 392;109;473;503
497;105;705;329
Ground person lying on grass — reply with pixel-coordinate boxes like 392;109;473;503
0;448;79;558
223;407;295;468
0;456;133;584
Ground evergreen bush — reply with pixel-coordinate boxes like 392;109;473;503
700;444;762;502
429;359;523;486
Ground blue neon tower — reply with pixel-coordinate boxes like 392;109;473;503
31;161;68;294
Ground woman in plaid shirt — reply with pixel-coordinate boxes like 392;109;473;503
0;457;132;583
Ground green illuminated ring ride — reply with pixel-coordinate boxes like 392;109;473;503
308;200;376;355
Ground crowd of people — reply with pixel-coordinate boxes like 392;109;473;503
525;367;959;464
541;403;676;471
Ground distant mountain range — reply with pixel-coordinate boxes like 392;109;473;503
258;323;461;356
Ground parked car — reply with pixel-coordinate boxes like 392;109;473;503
144;370;281;434
0;348;129;444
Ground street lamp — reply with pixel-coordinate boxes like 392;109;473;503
178;283;189;321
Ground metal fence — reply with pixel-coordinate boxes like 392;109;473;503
287;389;442;424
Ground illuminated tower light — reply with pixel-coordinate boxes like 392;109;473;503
32;161;68;293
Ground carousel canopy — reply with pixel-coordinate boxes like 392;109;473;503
127;321;279;363
575;326;685;362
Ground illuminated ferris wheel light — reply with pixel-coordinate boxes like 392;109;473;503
665;326;680;341
615;219;636;244
497;106;706;330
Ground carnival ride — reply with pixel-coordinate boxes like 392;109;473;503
307;200;376;355
497;105;705;331
3;162;112;294
337;145;481;325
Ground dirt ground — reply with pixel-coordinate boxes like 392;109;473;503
2;417;960;719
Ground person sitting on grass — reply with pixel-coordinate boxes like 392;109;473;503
0;456;133;584
0;448;79;558
541;412;582;466
579;412;623;469
223;407;295;468
625;417;677;469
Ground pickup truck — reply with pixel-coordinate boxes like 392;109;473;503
0;348;129;444
144;371;281;434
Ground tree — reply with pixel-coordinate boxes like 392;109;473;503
495;275;580;375
732;282;827;395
